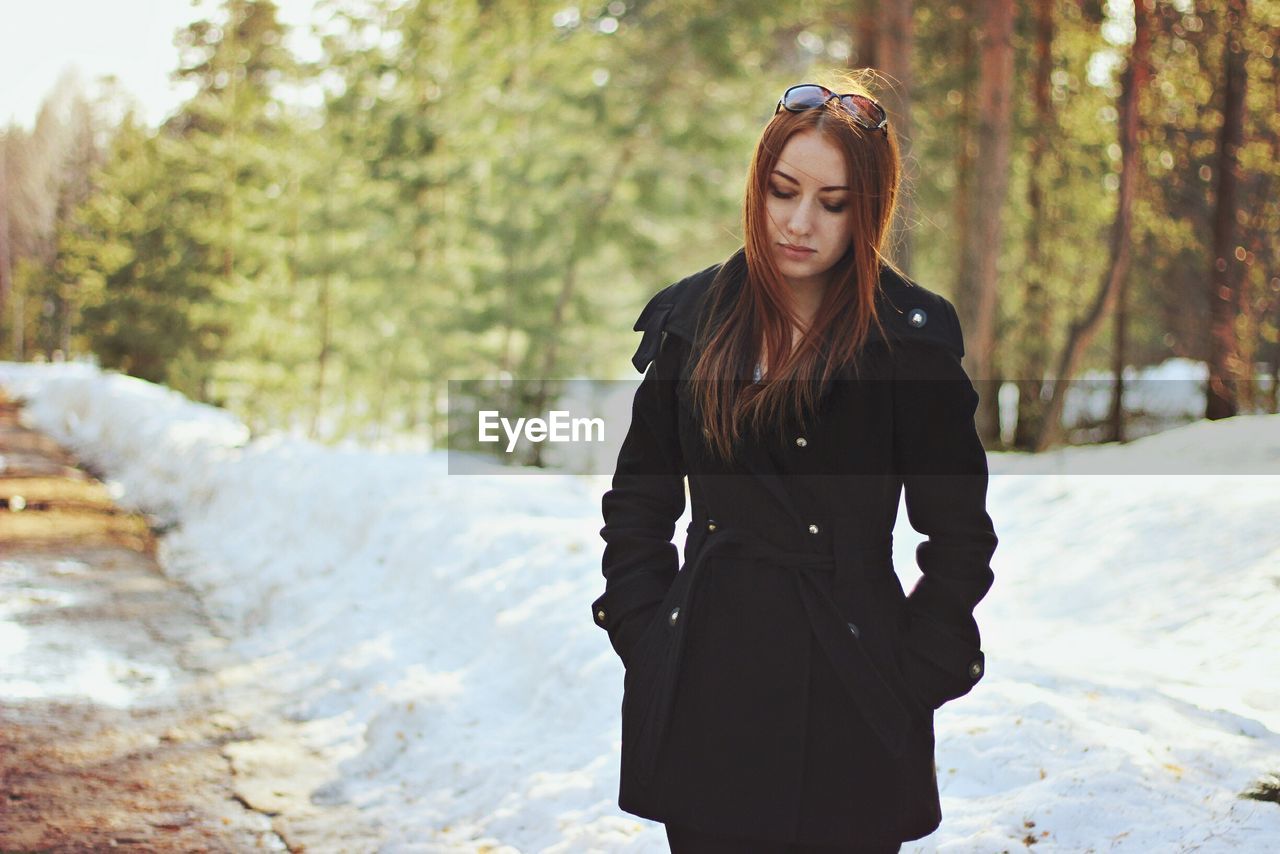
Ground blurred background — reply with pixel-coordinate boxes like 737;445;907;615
2;6;1279;848
1;0;1275;456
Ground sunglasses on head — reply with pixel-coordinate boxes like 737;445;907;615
775;84;889;134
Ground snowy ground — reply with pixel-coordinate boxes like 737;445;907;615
1;360;1278;853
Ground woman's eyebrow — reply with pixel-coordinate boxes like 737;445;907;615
772;168;848;192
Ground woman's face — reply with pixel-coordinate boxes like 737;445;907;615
763;129;853;292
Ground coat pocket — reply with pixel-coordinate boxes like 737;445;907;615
894;614;985;712
615;602;664;670
830;574;931;724
620;629;664;756
889;623;937;717
620;561;692;719
857;610;932;724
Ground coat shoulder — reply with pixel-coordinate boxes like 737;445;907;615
872;265;965;360
628;253;735;374
626;253;966;374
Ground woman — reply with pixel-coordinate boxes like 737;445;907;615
592;73;998;853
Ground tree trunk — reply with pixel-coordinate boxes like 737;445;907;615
1107;266;1128;442
855;0;878;69
959;0;1015;445
1268;358;1279;414
875;0;914;275
1205;0;1248;420
951;0;976;358
311;267;333;441
1266;24;1280;416
0;137;11;357
1036;0;1151;451
525;144;640;467
1013;0;1056;450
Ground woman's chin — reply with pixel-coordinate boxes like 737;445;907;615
775;257;827;284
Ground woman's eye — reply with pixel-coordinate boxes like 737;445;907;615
770;188;845;213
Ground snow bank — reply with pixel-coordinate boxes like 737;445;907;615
2;360;1278;852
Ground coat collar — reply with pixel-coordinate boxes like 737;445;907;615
630;247;964;374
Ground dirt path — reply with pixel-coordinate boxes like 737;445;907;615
0;544;288;852
0;392;375;852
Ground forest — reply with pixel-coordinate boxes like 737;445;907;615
0;0;1275;455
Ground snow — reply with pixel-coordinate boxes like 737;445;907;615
2;359;1278;852
0;554;177;709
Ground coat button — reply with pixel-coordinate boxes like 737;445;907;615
795;436;808;447
808;523;820;534
907;307;928;328
846;622;860;639
968;658;983;679
596;608;607;624
707;520;718;532
669;606;681;625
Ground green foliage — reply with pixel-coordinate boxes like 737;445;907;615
6;0;1276;446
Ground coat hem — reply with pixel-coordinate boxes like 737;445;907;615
616;799;938;848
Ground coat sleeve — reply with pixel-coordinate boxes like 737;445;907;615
591;313;687;668
891;297;998;711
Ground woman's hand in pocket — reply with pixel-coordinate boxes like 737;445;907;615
613;601;664;669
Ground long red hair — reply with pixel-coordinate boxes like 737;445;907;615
690;70;905;463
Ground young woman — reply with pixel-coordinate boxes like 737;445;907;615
592;74;998;853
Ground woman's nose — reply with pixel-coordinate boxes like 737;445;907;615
787;200;814;236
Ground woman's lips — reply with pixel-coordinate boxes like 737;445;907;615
779;243;816;260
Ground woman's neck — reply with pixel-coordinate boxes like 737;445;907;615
786;271;829;326
759;282;826;377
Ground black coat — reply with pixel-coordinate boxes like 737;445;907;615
591;249;998;847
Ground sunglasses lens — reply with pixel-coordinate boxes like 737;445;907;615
782;84;833;111
840;94;885;128
779;85;886;130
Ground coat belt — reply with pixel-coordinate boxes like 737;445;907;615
632;525;917;787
